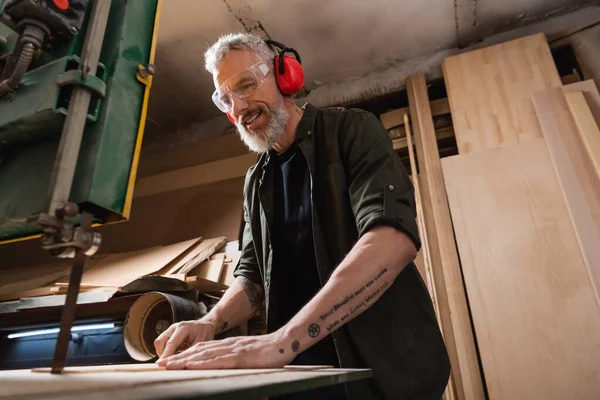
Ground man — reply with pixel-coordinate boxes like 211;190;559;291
154;33;450;400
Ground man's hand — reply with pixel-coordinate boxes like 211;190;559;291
157;331;295;370
154;320;217;360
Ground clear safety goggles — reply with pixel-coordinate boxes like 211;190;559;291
212;62;271;113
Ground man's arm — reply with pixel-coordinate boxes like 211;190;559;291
159;225;415;369
278;225;416;354
154;276;263;360
203;275;264;335
155;198;264;361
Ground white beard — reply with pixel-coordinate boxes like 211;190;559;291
236;100;289;153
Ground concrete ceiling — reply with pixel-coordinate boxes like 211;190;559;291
144;0;598;147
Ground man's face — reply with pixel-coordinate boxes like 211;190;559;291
214;50;289;153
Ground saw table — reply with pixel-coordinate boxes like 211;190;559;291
0;364;372;400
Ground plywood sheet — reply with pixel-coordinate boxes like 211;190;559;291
164;237;227;275
442;139;600;400
62;238;201;287
0;365;364;399
533;88;600;304
443;33;561;153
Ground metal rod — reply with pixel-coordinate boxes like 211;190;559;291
50;212;92;374
46;0;112;216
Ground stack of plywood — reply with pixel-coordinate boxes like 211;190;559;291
0;237;239;304
440;32;600;399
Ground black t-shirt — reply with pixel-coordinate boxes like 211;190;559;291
269;142;343;384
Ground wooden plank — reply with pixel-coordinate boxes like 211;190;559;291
185;276;228;292
563;80;600;125
533;88;600;303
135;154;257;198
164;237;227;276
187;258;225;282
380;98;450;130
561;73;581;85
565;91;600;179
405;117;437;299
406;74;484;400
32;364;167;373
442;33;562;153
57;238;202;287
392;126;454;151
442;139;600;400
0;286;58;302
1;367;370;400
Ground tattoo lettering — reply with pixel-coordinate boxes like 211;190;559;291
218;321;229;333
326;320;339;332
319;268;390;321
308;323;321;338
279;348;284;354
325;280;391;332
240;277;264;310
365;281;390;303
291;340;300;353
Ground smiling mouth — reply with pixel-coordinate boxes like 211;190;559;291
243;110;262;127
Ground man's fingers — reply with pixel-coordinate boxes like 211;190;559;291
158;327;189;360
165;345;236;369
184;355;238;370
154;324;177;358
163;341;234;365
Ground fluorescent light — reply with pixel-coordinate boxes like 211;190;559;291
7;323;116;339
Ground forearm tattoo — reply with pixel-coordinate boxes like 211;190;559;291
291;340;300;353
319;267;391;332
240;276;264;311
217;321;229;334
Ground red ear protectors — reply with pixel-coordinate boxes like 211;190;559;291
227;113;236;124
265;40;305;96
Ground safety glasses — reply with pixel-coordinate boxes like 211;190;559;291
212;62;271;113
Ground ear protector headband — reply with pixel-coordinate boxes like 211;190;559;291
227;39;305;124
264;39;305;96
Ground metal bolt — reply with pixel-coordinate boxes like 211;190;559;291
70;26;78;34
155;320;170;335
388;184;395;191
138;64;157;78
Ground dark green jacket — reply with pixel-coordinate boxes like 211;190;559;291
234;104;450;399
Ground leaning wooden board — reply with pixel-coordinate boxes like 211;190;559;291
407;74;484;400
442;33;562;154
441;139;600;399
0;366;371;400
532;88;600;304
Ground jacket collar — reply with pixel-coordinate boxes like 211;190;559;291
256;103;318;169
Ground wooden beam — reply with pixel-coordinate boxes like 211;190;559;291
406;74;485;400
380;98;450;130
134;154;257;198
404;113;440;317
393;126;454;151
